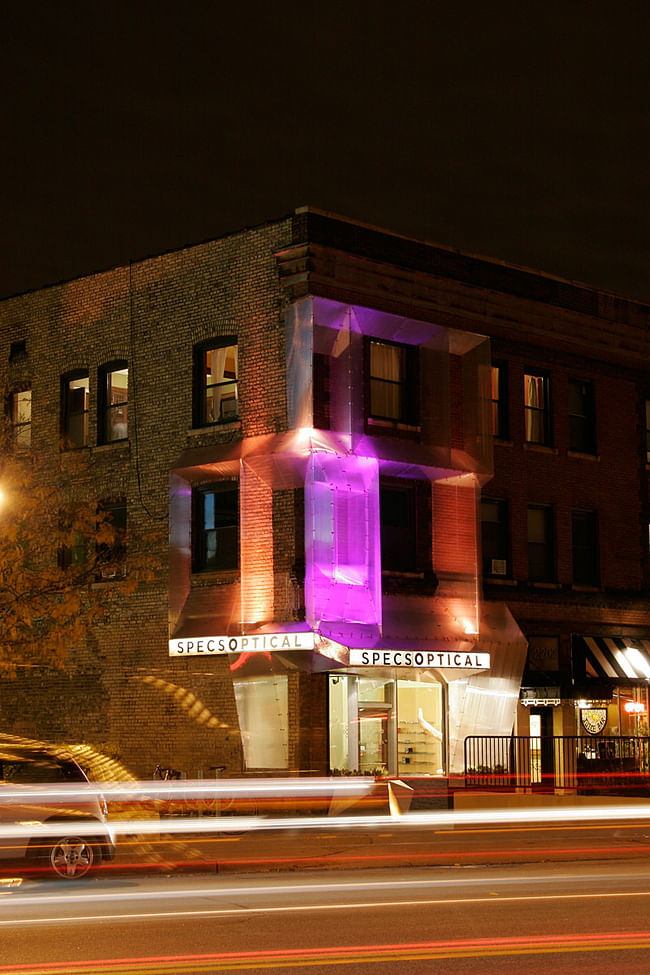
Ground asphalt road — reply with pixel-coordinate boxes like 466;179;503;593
3;859;650;973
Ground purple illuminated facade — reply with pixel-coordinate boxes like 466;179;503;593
6;207;644;785
170;292;528;777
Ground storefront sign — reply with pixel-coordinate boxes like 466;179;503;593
624;701;646;714
580;708;608;735
527;636;559;671
169;632;315;656
349;650;490;669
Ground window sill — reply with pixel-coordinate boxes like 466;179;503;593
191;570;240;586
189;420;241;436
523;443;558;455
529;581;561;588
381;570;424;579
571;584;601;592
92;440;130;454
484;577;517;586
493;438;513;447
366;417;421;438
567;450;599;461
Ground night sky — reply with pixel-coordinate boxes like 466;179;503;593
2;2;648;302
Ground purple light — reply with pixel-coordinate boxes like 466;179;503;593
305;452;381;629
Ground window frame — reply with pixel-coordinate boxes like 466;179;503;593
527;503;555;583
490;361;509;440
98;360;128;444
572;508;600;587
379;480;418;574
193;338;239;428
61;370;90;450
8;387;32;448
365;337;419;432
192;481;239;573
480;497;510;578
568;377;596;454
95;497;127;581
524;370;552;446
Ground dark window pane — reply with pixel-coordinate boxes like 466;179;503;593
568;378;596;454
380;485;415;571
527;505;555;581
96;498;127;580
481;498;509;576
193;484;239;572
63;374;89;448
572;509;599;586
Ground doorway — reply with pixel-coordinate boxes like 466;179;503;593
529;707;554;787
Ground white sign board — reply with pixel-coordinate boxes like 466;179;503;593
169;632;315;656
349;649;490;670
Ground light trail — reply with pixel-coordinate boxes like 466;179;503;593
3;932;650;973
3;800;650;843
3;886;650;926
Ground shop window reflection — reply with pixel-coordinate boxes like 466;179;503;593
328;674;445;776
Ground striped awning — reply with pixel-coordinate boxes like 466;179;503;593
574;636;650;681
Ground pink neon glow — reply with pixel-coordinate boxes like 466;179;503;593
305;451;381;630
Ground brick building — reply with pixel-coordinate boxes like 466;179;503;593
1;208;649;783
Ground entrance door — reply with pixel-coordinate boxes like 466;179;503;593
358;705;391;774
530;708;555;788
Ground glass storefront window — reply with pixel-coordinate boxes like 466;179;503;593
576;686;649;738
329;673;445;776
233;675;288;769
396;680;444;776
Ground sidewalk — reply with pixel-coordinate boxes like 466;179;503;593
109;805;650;877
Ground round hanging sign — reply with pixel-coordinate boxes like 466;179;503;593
580;708;608;735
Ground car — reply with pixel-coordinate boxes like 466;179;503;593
0;735;116;879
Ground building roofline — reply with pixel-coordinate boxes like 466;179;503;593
2;205;647;318
0;211;294;302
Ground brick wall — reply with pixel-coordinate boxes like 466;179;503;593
0;218;296;777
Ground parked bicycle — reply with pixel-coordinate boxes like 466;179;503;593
153;764;182;781
152;764;184;817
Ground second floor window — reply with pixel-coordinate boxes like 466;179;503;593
481;498;509;577
95;498;127;581
527;504;555;582
524;371;552;445
491;362;508;439
572;509;599;586
9;388;31;448
58;506;88;573
62;372;89;449
368;339;418;427
380;482;417;572
99;362;128;443
192;482;239;572
194;339;238;427
568;378;596;454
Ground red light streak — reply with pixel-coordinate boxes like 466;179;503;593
4;932;650;973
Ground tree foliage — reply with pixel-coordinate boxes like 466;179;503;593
0;422;159;674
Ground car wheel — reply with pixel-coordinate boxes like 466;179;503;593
47;836;97;879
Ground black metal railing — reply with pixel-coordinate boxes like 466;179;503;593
463;736;650;793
